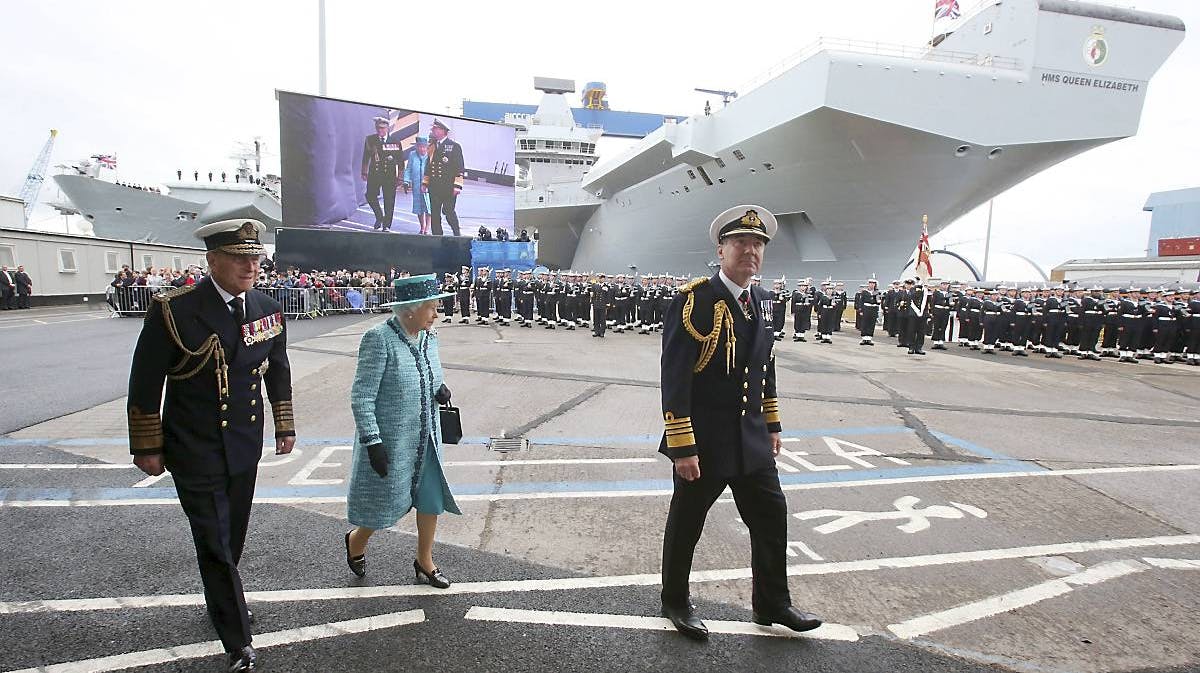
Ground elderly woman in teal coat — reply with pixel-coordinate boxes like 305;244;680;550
344;274;460;588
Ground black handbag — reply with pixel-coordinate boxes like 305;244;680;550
439;402;462;444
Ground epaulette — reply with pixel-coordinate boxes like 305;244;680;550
154;283;197;303
679;277;708;294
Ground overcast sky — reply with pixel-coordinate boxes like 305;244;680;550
1;0;1196;275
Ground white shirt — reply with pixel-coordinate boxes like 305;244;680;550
718;269;752;301
211;278;246;315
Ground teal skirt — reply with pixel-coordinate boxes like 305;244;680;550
414;446;455;515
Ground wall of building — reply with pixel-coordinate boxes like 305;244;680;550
0;196;24;229
0;228;207;302
1145;187;1200;256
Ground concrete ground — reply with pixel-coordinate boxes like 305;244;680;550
1;310;1198;673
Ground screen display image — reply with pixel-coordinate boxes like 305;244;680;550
278;90;515;238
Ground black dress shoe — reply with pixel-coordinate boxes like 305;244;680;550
227;645;257;672
414;560;451;588
753;606;822;633
661;602;708;641
344;531;366;577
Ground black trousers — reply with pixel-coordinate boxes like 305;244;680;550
592;304;607;336
0;288;12;309
662;468;790;613
859;307;878;337
932;310;951;342
428;187;461;236
365;174;396;229
496;293;512;319
1044;318;1066;350
905;316;927;351
441;295;455;316
793;308;811;333
475;291;491;317
174;469;257;653
456;290;471;318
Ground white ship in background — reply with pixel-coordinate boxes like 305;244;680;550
478;0;1185;281
47;140;281;246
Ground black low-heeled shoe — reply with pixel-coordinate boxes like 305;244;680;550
414;559;451;588
344;531;366;577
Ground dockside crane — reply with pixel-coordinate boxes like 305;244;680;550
694;88;738;107
17;129;58;224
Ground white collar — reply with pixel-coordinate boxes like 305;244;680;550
211;278;246;307
718;269;751;299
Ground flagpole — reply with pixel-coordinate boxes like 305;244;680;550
982;199;994;281
318;0;328;96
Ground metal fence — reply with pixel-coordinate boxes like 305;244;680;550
107;285;397;319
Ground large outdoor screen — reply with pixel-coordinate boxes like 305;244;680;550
278;90;515;238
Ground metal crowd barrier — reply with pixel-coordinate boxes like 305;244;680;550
108;285;397;319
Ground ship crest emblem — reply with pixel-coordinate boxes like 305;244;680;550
1084;27;1108;67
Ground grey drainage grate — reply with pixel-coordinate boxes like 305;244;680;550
488;437;529;453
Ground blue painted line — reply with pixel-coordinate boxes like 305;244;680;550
0;459;1042;504
0;426;915;449
932;431;1045;470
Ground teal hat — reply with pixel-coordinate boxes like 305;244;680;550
382;274;454;308
415;136;428;145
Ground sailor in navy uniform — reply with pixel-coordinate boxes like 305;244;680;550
456;265;473;324
855;279;881;346
659;204;821;641
361;116;404;231
930;280;953;349
439;273;457;323
472;267;494;325
127;219;295;672
790;278;812;342
422;119;465;236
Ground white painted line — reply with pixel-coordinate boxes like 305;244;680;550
464;606;859;641
886;560;1147;639
443;458;659;467
2;535;1197;615
0;464;134;470
1;609;425;673
3;463;1199;509
1143;557;1200;569
132;472;169;488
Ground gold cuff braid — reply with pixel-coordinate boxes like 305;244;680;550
664;412;696;449
128;406;163;450
762;397;781;425
272;400;296;434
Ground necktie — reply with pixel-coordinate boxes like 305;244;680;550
229;296;245;325
738;290;753;321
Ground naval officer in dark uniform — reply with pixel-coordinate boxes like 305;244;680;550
422;119;465;236
127;219;295;672
659;204;821;641
360;116;404;231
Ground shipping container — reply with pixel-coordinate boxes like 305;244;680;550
1157;236;1200;257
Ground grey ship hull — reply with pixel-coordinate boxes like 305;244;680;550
524;0;1184;281
53;175;280;246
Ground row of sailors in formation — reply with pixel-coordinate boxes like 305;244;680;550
790;277;1200;366
434;267;1200;365
436;266;693;337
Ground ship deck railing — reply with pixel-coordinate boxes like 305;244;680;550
516;188;601;208
738;36;1023;99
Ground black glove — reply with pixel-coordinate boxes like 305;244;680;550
366;442;388;478
435;384;452;405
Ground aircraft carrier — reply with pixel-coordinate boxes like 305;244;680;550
476;0;1185;281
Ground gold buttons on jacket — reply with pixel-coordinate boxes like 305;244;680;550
763;365;768;372
251;368;258;376
743;382;748;389
250;415;257;422
221;420;228;428
251;383;258;390
250;399;257;406
742;395;748;403
221;404;228;411
762;379;767;387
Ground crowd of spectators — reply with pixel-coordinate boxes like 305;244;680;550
106;262;412;316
